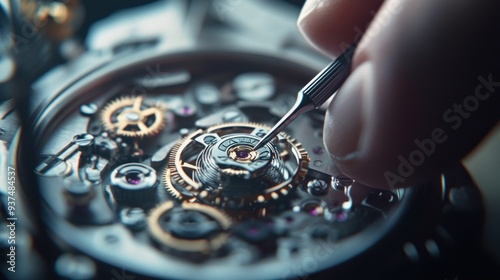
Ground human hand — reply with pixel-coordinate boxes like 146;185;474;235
298;0;500;189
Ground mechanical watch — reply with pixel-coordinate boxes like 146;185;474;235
0;1;492;279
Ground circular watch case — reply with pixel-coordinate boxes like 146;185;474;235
10;49;484;280
1;1;488;279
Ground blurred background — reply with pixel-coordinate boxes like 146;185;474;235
1;0;499;276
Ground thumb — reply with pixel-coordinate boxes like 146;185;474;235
300;0;500;189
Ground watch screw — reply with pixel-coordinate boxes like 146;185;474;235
63;182;95;207
307;179;329;196
73;134;94;156
80;103;98;116
179;128;190;137
332;175;354;190
120;207;147;231
55;253;96;280
312;146;325;155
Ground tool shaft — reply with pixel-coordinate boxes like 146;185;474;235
253;44;356;150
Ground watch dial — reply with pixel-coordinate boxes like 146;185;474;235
30;51;411;279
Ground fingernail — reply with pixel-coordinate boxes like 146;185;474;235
298;0;327;25
324;61;374;161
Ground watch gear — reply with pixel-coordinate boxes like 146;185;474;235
148;201;231;254
100;96;165;138
164;122;309;209
9;1;488;275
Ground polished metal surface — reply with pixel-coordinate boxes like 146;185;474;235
0;1;493;279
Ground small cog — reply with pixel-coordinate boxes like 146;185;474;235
147;201;231;254
100;96;165;138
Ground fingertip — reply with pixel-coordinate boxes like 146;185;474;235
298;0;384;57
324;61;375;161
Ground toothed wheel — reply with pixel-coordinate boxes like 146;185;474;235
163;123;309;209
148;201;231;254
101;96;165;138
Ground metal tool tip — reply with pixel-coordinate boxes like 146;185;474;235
252;137;267;151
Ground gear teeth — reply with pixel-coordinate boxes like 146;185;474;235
147;201;231;254
165;186;182;200
220;168;250;177
163;168;189;200
164;170;183;200
100;96;165;138
164;137;200;201
206;122;272;133
163;122;310;208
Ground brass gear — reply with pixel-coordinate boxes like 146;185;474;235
100;96;165;138
147;201;231;254
163;122;309;208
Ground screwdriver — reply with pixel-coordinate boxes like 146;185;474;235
253;43;358;151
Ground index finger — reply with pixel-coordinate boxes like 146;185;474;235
298;0;384;58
